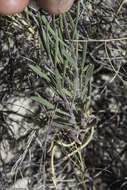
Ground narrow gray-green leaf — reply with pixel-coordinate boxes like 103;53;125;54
41;16;67;48
28;64;50;82
32;96;54;109
55;68;63;95
54;31;59;65
32;96;70;117
63;50;76;67
82;64;94;99
80;42;88;89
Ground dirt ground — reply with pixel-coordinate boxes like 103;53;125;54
0;0;127;190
